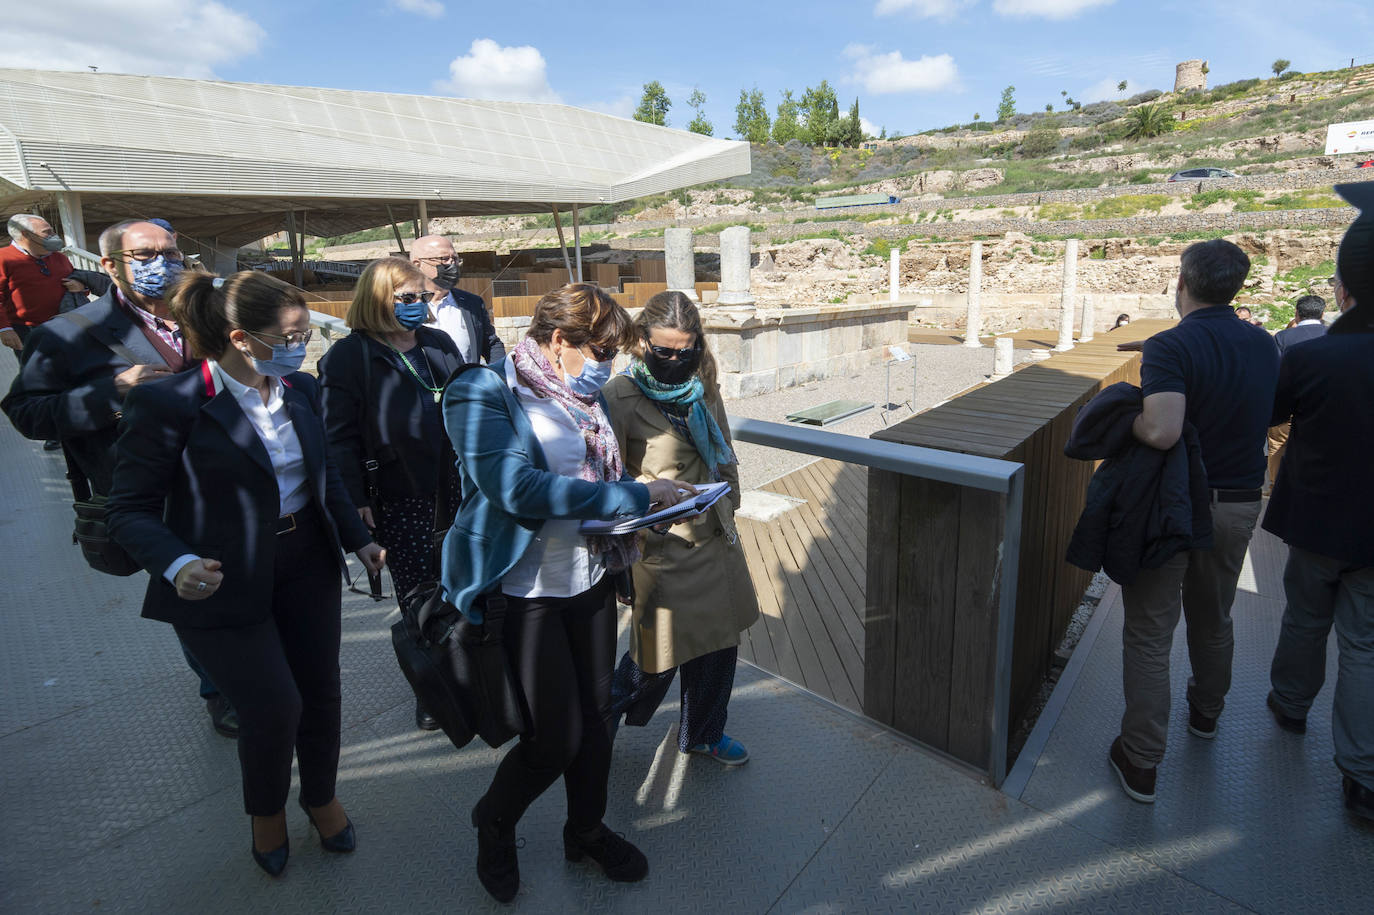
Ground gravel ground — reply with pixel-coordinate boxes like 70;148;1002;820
725;342;1029;490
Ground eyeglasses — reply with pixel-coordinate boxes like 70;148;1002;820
646;343;700;361
246;328;313;347
113;247;185;264
394;291;436;305
586;343;618;362
415;255;462;267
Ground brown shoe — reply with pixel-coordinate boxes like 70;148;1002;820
1109;737;1156;804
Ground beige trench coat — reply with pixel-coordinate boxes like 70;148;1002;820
604;374;761;674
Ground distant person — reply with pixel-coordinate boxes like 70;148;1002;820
1113;313;1132;330
2;218;237;737
1264;183;1374;825
409;235;504;363
604;291;759;765
1108;240;1279;804
318;258;465;732
442;283;690;902
106;270;386;875
1266;295;1328;489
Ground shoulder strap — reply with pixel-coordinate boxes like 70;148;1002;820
356;335;379;472
61;311;144;366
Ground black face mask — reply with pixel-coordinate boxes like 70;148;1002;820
433;262;462;289
644;348;700;386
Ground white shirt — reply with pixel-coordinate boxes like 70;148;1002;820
429;292;475;363
1296;319;1324;326
499;359;605;599
163;361;311;584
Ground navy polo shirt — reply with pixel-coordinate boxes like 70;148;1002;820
1140;305;1279;490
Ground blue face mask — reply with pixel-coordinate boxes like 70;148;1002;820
566;355;614;396
129;255;183;300
393;299;429;329
243;332;308;377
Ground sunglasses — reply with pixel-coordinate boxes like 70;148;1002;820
646;343;700;361
586;343;618;362
394;292;436;305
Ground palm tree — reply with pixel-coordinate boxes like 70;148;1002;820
1123;102;1174;139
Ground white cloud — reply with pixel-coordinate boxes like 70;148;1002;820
0;0;263;78
438;39;560;102
874;0;974;19
993;0;1114;19
844;45;960;95
859;116;881;137
389;0;444;17
1080;76;1139;103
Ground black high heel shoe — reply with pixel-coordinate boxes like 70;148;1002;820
250;821;289;877
298;796;356;853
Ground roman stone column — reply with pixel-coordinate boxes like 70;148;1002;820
993;336;1014;377
717;226;754;306
1056;238;1078;351
889;247;900;302
664;227;698;300
1080;293;1096;343
964;241;983;347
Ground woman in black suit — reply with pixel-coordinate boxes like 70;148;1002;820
318;257;465;731
107;271;386;877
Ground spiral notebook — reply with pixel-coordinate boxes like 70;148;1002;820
579;481;732;536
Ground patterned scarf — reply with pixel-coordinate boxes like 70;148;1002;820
510;336;638;571
628;360;735;474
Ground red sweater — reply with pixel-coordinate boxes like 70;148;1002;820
0;243;73;329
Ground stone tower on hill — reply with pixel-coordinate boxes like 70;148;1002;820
1175;60;1208;92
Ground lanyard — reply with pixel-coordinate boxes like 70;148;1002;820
385;341;443;403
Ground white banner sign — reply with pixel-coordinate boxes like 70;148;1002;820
1325;119;1374;155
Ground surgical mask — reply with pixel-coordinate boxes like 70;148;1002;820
566;355;613;395
394;299;429;329
644;349;700;386
32;232;63;253
129;255;183;300
242;332;307;377
433;261;462;289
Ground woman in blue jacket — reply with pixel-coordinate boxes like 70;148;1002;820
441;283;688;903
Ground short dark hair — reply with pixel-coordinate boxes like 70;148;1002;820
170;270;306;359
1234;306;1252;317
1179;239;1250;307
1294;295;1326;321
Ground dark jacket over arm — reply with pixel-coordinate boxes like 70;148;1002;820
452;290;505;363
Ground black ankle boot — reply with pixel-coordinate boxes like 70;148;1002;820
472;798;520;902
562;822;648;882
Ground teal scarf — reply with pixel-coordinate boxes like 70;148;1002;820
628;361;735;473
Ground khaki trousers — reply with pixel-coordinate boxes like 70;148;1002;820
1118;499;1262;768
1267;422;1290;489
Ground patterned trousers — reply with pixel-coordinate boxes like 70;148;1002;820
609;646;738;751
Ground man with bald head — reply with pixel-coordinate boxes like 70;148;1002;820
409;234;504;364
1;214;85;360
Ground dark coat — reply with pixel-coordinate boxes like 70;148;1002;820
317;328;466;510
1273;321;1326;356
106;364;372;629
444;289;505;363
1263;321;1374;566
1;291;178;495
1064;382;1213;585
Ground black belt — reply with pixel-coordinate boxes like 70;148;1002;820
1211;488;1262;503
276;503;318;535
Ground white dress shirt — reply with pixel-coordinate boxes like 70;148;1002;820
429;291;475;363
499;359;605;599
163;361;311;584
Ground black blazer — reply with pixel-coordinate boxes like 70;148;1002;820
106;364;372;629
1273;321;1326;356
449;289;505;363
1;292;177;494
317;328;465;509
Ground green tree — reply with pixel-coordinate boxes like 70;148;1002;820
972;112;980;121
772;89;802;143
1271;58;1291;77
734;87;771;145
1123;102;1174;139
633;80;671;126
834;97;863;147
997;85;1016;122
1117;80;1128;95
1045;103;1054;112
686;87;713;136
801;80;840;145
1020;117;1060;158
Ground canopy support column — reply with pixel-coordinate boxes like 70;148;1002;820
385;204;408;256
285;211;304;288
572;205;583;282
417;200;429;237
551;204;574;283
55;192;87;252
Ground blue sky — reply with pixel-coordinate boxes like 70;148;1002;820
4;0;1372;137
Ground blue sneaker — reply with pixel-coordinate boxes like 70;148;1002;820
685;735;749;766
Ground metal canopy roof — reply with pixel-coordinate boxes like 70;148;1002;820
0;69;750;246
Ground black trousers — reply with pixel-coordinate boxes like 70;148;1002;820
480;577;616;831
610;646;739;751
176;505;343;816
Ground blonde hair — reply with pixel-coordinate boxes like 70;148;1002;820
633;290;718;392
526;282;634;352
346;257;429;334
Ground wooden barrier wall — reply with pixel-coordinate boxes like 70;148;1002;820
865;321;1172;773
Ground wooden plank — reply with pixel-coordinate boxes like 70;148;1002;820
736;520;795;683
745;516;831;698
797;463;868;580
771;472;866;640
864;468;901;724
946;487;1006;769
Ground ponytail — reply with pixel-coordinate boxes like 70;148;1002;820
169;270;308;359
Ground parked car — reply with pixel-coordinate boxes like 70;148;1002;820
1167;167;1239;181
1357;159;1374;168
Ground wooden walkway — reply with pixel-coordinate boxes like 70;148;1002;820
736;459;868;712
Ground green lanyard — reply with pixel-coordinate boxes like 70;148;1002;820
384;341;443;403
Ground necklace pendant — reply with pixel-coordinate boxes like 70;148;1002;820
434;390;442;403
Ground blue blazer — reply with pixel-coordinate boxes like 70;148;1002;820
107;363;372;628
440;361;650;622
